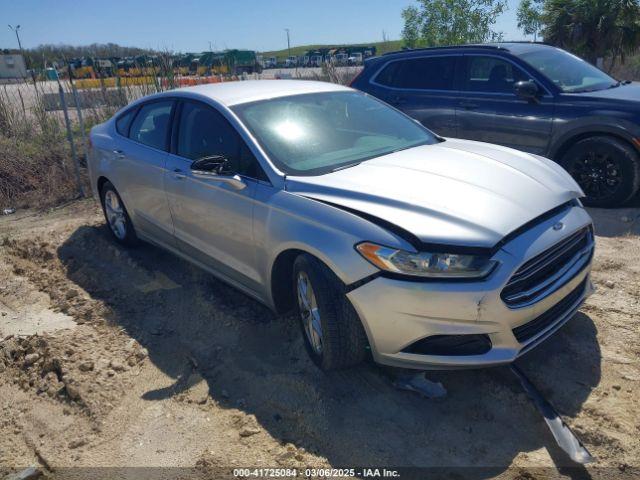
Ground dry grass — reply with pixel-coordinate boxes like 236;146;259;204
0;83;79;208
610;53;640;81
0;135;79;208
299;62;360;85
0;76;166;209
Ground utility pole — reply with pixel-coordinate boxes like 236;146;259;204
285;28;291;57
8;24;23;53
8;24;29;74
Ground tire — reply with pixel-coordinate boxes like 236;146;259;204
99;181;139;246
293;254;369;371
559;136;640;207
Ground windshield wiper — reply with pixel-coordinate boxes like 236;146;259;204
570;87;606;93
331;162;361;172
572;81;624;93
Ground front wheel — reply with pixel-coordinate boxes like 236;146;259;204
293;254;369;371
560;136;640;207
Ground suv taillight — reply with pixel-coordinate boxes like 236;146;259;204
349;67;365;87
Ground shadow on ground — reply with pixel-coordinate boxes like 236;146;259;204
57;224;602;477
586;193;640;237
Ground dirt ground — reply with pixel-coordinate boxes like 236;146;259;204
0;199;638;479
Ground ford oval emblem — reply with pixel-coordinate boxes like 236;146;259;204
553;222;564;231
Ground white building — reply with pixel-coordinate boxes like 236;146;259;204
0;54;27;79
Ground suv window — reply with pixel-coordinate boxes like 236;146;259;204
375;56;457;90
129;101;173;150
464;56;530;94
176;101;267;180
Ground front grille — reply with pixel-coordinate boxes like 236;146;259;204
501;226;593;308
513;278;587;343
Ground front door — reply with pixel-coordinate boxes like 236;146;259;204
164;100;266;293
456;55;555;155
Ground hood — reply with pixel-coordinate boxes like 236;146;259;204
565;82;640;102
286;138;583;249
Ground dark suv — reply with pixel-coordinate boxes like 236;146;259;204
352;43;640;207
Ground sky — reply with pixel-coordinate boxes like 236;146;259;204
1;0;527;53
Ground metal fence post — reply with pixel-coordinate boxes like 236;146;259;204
57;80;85;198
70;80;88;159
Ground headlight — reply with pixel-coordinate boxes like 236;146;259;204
356;242;497;279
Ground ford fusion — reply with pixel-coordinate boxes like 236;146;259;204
88;80;595;371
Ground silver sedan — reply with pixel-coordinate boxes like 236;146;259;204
88;80;594;371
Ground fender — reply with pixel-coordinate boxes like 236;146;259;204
548;117;640;160
258;190;415;308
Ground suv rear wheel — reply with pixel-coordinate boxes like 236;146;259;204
292;254;369;371
560;136;640;207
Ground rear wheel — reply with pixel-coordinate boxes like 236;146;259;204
293;254;368;371
560;136;640;207
99;181;138;246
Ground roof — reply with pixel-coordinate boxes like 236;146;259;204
381;42;553;58
176;79;351;106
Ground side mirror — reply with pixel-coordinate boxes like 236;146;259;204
514;80;539;102
190;155;246;190
191;155;233;175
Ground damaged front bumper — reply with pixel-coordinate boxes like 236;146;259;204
347;204;595;370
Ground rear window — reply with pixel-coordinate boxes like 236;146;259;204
375;56;457;90
115;108;136;136
128;101;174;151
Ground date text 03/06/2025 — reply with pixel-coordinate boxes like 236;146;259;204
232;468;400;477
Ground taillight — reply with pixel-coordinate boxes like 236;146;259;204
349;67;365;87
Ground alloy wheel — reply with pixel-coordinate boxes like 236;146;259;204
104;190;127;240
296;271;323;354
568;151;622;200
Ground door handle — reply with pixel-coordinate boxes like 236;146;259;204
459;101;479;110
173;168;186;180
113;149;125;159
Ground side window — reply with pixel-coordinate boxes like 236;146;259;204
128;100;173;150
375;61;402;87
116;108;136;136
177;101;267;180
375;56;457;90
464;56;530;94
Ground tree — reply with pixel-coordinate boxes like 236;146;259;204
517;0;544;41
542;0;640;67
401;0;507;48
402;6;423;48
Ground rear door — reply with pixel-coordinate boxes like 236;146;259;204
164;99;268;293
370;55;461;137
114;99;176;245
456;54;554;155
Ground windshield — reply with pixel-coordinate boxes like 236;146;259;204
515;47;617;93
232;91;438;175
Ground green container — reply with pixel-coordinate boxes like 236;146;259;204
45;67;59;81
